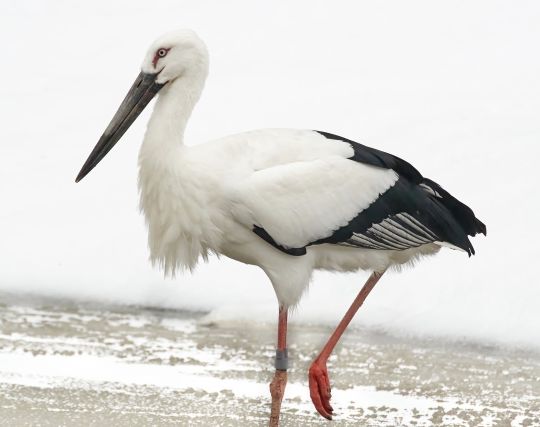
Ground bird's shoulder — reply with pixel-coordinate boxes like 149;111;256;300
201;128;422;183
201;128;351;169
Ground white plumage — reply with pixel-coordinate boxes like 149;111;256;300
76;29;485;423
131;32;441;307
139;124;438;307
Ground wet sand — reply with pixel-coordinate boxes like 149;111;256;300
0;294;538;426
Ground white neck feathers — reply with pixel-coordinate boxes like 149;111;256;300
137;62;222;275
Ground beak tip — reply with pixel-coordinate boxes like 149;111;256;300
75;169;87;183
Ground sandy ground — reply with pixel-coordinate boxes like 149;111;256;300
0;295;538;427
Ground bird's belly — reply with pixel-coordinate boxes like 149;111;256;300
219;227;441;307
311;243;441;273
219;228;317;307
220;241;262;267
219;225;276;267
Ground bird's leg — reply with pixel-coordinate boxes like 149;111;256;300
269;306;288;427
309;271;385;420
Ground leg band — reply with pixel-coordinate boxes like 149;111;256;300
275;348;288;371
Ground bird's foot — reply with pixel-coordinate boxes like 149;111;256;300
308;359;333;420
269;369;287;427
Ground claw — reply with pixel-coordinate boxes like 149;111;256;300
308;361;333;420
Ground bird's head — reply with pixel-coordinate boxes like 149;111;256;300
141;29;209;85
75;29;208;183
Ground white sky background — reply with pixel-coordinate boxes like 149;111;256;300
0;1;539;348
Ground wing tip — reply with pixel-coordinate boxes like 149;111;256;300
474;218;487;236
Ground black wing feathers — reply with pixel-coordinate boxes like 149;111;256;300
316;131;424;183
312;177;478;255
421;178;487;237
314;131;485;256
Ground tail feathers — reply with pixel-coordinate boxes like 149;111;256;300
421;178;485;257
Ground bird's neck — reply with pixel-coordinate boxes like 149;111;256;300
141;69;207;154
138;67;221;275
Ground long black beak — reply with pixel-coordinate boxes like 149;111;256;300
75;72;165;183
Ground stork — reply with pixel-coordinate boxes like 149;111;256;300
76;30;486;425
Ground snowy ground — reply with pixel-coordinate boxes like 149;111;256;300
0;295;538;426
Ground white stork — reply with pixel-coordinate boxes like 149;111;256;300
76;30;486;425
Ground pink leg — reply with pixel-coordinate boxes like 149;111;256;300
269;306;288;427
309;271;385;420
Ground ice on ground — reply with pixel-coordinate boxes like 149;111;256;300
0;296;538;426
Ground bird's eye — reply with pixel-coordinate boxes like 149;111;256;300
157;48;168;58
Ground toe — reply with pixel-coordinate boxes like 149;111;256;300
317;368;333;414
308;363;333;420
309;377;332;420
